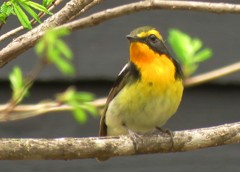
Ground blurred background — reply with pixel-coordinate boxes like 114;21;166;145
0;0;239;171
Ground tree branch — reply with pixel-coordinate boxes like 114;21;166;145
63;0;240;32
1;1;240;68
184;62;240;87
0;122;239;160
0;61;239;122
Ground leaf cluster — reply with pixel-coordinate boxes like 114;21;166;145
8;27;98;124
0;0;53;29
168;29;213;77
35;28;75;75
56;87;98;123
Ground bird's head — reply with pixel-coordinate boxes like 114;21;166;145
126;26;183;79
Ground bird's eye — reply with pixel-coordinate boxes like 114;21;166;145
148;34;157;42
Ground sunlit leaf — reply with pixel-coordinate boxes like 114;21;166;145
168;28;213;76
191;38;202;53
0;14;8;23
42;0;54;7
168;29;189;63
80;103;98;116
20;2;41;23
9;66;30;103
55;87;97;124
13;3;32;29
54;58;75;75
75;92;95;102
25;1;52;14
56;39;73;59
1;2;13;16
68;100;88;123
35;28;74;76
72;107;87;123
184;64;198;77
9;66;23;91
35;38;45;55
193;48;213;63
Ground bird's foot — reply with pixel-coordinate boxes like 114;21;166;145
155;127;174;150
126;128;143;152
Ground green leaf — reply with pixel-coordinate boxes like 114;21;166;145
54;58;75;75
9;66;29;103
68;100;88;123
20;2;41;23
72;106;87;123
9;66;23;91
42;0;54;7
75;92;94;102
46;44;60;60
184;64;198;77
80;103;98;116
55;28;70;37
55;87;97;124
191;38;202;53
13;3;32;29
35;28;74;76
35;38;45;55
56;39;73;59
62;87;75;101
1;2;13;16
168;28;213;76
0;14;7;23
193;48;213;63
168;29;189;63
25;1;52;14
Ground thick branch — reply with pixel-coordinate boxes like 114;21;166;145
1;1;240;67
63;0;240;32
0;122;239;160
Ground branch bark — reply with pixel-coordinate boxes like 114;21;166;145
0;122;239;160
1;1;240;68
63;0;240;32
184;62;240;87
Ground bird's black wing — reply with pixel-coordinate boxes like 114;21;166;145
99;62;140;136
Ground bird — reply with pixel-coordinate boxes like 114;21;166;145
99;26;184;138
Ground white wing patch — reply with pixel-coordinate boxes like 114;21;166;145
118;63;129;76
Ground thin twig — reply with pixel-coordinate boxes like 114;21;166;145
1;60;47;118
69;0;102;21
2;1;240;68
63;0;240;32
0;98;103;122
0;61;239;121
0;0;64;42
184;62;240;87
0;122;239;160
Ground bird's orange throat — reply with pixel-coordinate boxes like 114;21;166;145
130;42;156;64
129;42;177;85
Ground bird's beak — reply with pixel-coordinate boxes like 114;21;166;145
126;35;138;42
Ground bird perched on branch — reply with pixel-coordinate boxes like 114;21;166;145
99;26;184;138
